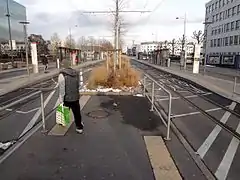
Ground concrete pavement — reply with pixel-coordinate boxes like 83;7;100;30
171;62;240;83
0;63;56;80
0;94;210;180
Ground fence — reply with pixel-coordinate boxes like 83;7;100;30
142;73;172;140
0;91;46;132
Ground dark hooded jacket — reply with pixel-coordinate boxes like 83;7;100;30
60;68;79;102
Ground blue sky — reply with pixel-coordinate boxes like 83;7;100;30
16;0;209;46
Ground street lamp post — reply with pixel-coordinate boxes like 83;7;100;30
176;12;187;70
203;21;213;75
69;25;78;49
19;21;30;76
6;0;13;62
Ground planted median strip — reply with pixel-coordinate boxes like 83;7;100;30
79;56;143;95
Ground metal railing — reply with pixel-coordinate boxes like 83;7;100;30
233;76;240;95
0;90;46;132
0;68;87;135
142;73;172;140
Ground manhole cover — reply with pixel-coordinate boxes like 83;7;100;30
87;109;110;119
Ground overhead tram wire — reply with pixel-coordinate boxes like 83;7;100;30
125;0;167;31
140;0;166;24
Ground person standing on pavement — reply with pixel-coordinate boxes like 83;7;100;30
42;55;48;72
58;59;83;133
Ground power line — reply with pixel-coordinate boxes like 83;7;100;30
81;10;151;14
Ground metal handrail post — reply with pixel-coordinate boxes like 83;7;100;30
150;82;155;111
40;91;46;132
233;76;237;94
143;76;146;97
165;93;172;140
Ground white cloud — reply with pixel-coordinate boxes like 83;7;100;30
16;0;208;47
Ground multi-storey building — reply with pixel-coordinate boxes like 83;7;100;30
140;41;160;54
0;0;26;43
204;0;240;67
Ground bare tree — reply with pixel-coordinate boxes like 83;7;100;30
50;32;61;58
192;30;204;44
64;35;76;49
76;36;86;50
178;37;184;51
169;39;177;55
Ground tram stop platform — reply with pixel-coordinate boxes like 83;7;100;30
0;95;206;180
133;59;240;104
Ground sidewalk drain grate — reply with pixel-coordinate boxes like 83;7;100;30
86;109;110;119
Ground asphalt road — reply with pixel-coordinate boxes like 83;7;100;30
0;68;91;152
133;60;240;180
0;64;57;80
0;96;158;180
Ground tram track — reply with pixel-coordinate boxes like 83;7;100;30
133;60;240;180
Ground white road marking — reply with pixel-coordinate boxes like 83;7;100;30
158;92;212;101
171;107;224;118
144;136;182;180
5;107;39;114
177;90;190;93
19;90;56;138
197;102;237;159
215;120;240;180
16;108;39;114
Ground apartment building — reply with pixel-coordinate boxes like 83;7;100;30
205;0;240;66
140;41;160;54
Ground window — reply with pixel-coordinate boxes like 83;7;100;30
214;39;217;47
232;6;236;16
212;4;214;11
231;21;235;30
212;15;215;22
216;14;219;21
210;39;213;47
220;12;223;20
217;38;221;47
215;2;218;9
234;35;238;45
228;8;231;18
225;37;229;46
218;28;221;34
237;5;240;14
219;0;222;8
236;20;240;30
212;30;214;35
230;36;233;45
225;10;228;19
223;0;225;6
215;29;218;35
226;23;230;32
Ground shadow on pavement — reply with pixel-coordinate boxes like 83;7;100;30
99;95;163;133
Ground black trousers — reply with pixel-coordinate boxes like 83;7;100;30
64;100;83;129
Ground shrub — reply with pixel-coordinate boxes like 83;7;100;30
87;55;140;89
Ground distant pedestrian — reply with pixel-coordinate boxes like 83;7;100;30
58;59;83;134
42;55;48;72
